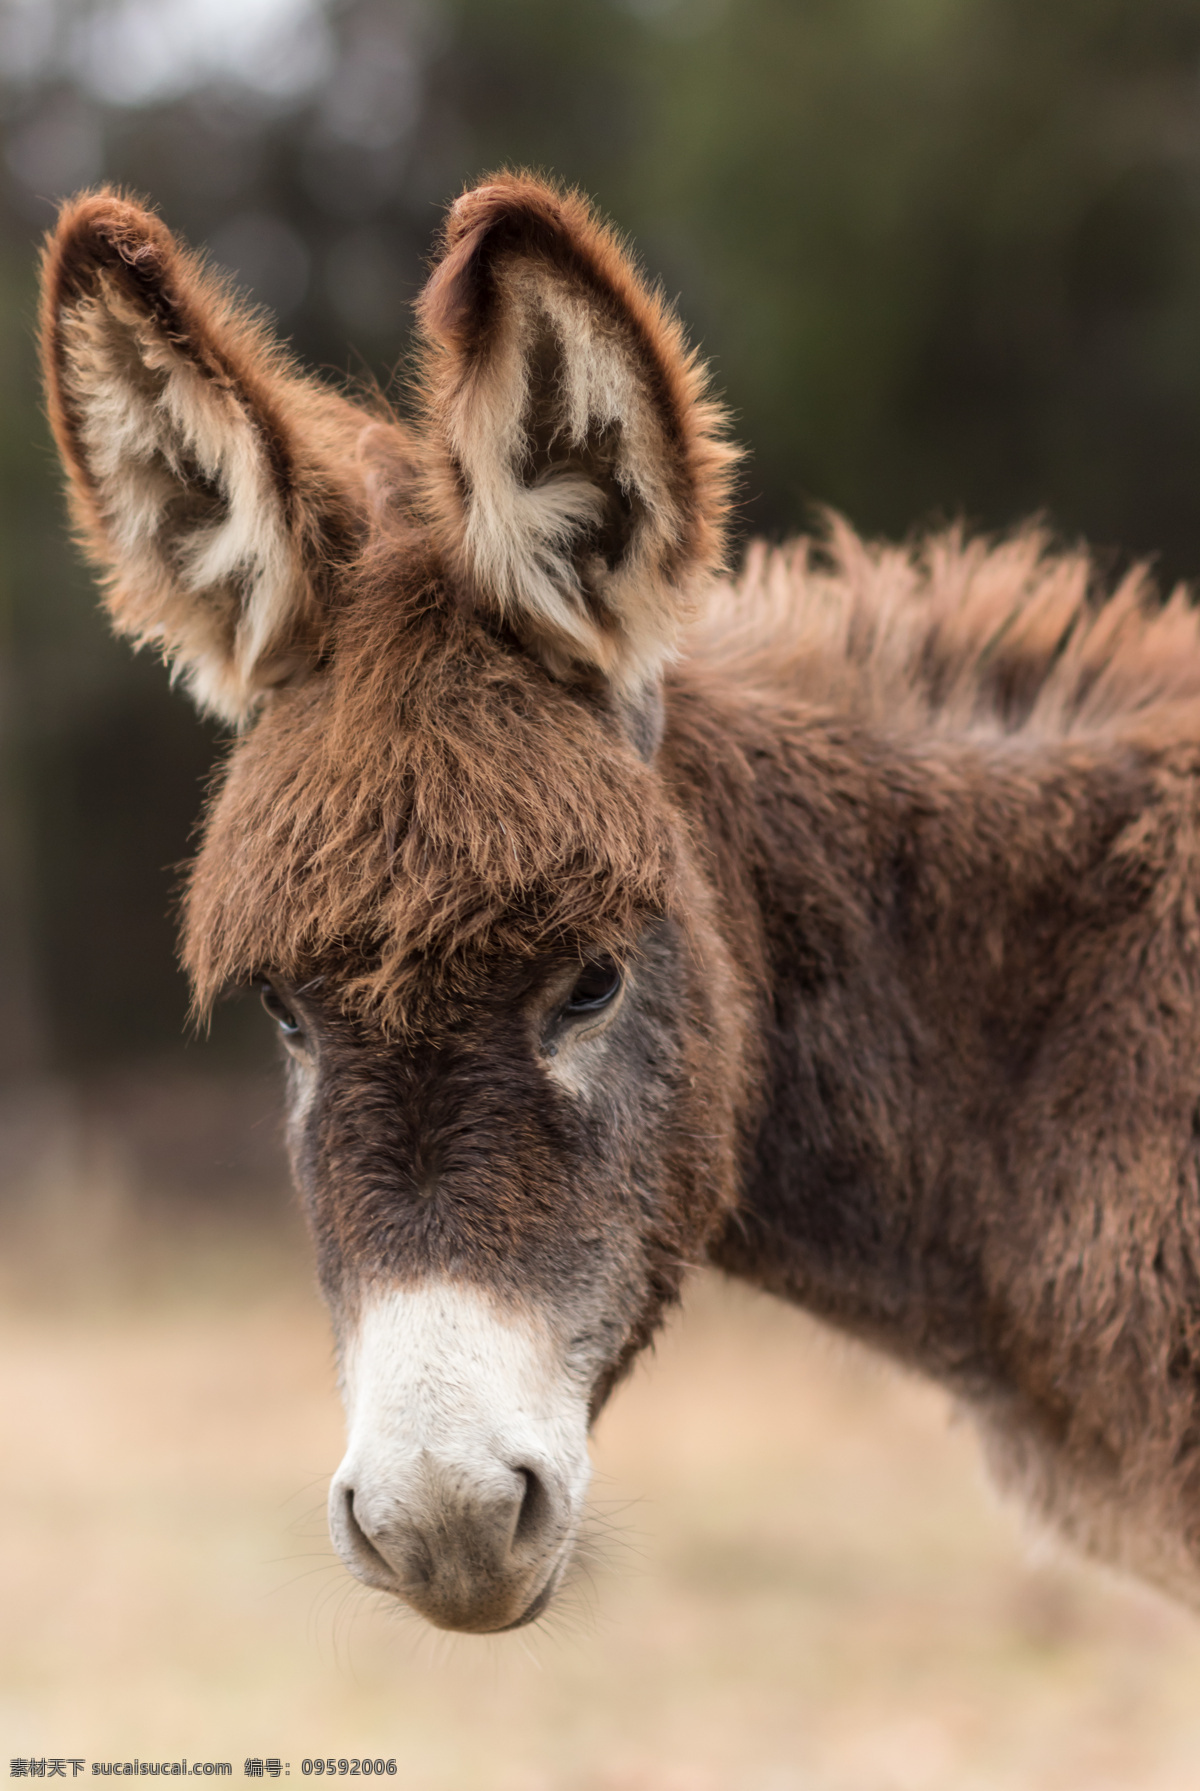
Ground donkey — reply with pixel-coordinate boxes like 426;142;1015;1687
38;173;1200;1633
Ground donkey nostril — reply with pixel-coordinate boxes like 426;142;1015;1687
340;1485;393;1576
511;1465;550;1548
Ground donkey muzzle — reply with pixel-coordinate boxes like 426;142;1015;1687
329;1448;571;1631
329;1282;592;1632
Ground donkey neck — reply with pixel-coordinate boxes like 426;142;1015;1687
661;666;1173;1396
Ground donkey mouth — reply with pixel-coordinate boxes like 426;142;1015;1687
390;1551;569;1635
398;1519;574;1633
491;1565;563;1632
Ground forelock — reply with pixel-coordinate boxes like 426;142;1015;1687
181;538;679;1033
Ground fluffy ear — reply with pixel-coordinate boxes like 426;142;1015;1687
416;174;738;694
40;191;375;725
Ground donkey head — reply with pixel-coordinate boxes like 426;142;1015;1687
41;176;747;1632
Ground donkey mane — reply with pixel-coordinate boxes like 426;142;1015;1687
698;515;1200;740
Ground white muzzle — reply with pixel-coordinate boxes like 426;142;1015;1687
328;1281;592;1631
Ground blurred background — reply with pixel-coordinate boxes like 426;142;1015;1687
7;2;1200;1785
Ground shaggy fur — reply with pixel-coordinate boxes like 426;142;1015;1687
681;525;1200;1592
39;172;1200;1623
182;539;684;1033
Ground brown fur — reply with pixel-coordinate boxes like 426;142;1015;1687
677;539;1200;1590
38;171;1200;1620
184;566;683;1031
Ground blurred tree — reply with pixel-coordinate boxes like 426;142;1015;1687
4;0;1200;1074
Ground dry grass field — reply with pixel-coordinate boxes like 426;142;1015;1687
4;1213;1200;1791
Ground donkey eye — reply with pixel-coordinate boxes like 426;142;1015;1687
564;955;623;1015
259;980;302;1038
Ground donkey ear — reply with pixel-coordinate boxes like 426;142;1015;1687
40;191;370;725
416;175;738;695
